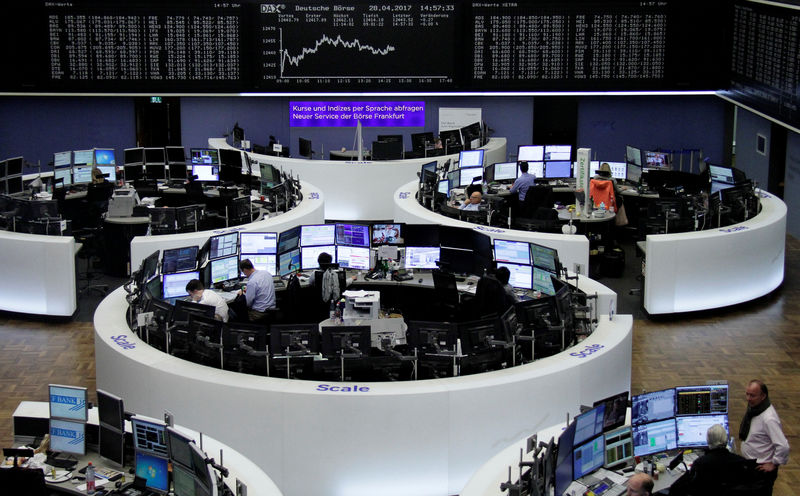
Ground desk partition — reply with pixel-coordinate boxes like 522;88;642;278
643;191;786;314
210;137;507;221
95;287;631;496
0;230;77;316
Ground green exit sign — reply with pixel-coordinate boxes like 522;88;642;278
150;96;162;104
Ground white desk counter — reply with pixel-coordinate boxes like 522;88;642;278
0;230;77;316
393;180;591;280
95;287;631;496
129;180;324;273
644;191;786;314
211;137;507;221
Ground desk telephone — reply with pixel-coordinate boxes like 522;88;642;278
365;269;384;280
392;270;413;282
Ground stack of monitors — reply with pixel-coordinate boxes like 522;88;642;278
53;151;73;187
335;223;371;270
97;389;126;467
299;224;336;271
124;147;145;182
589;161;627;181
132;416;170;495
167;427;214;496
543;145;572;178
572;403;607;480
144;148;167;180
3;157;24;195
161;245;200;300
190;148;220;183
48;384;88;456
594;391;633;469
492;239;561;295
458;149;485;168
631;388;678;457
206;231;241;285
277;226;301;277
166;146;188;180
403;224;440;270
240;231;278;276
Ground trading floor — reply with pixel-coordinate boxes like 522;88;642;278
0;235;797;496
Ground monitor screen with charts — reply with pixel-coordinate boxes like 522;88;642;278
517;145;544;162
676;414;729;448
209;232;239;260
632;388;676;425
459;149;484;168
590;161;627;180
496;262;532;290
244;254;277;275
492;161;518;181
544;145;571;161
337;245;370;270
301;245;336;270
73;149;94;166
135;452;170;494
405;246;440;270
574;403;606;446
54;151;72;167
162;271;200;299
676;384;728;415
604;426;633;468
494;239;531;265
240;232;277;255
459;166;483;187
632;419;677;457
572;435;605;480
210;255;240;284
54;168;72;187
335;223;371;248
533;267;556;296
301;224;336;247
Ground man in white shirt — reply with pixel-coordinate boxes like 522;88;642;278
739;380;790;494
185;279;229;322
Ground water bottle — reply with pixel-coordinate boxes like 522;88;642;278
86;462;96;494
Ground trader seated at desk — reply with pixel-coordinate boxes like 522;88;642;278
509;161;537;202
460;190;483;211
186;278;230;322
238;258;276;322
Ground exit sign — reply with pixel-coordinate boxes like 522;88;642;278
150;96;162;104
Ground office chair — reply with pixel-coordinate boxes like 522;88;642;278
0;448;47;496
515;185;554;220
74;225;109;297
458;207;489;225
473;275;512;320
431;270;460;321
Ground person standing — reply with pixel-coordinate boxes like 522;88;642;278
739;380;790;494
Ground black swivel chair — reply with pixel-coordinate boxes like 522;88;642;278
431;270;460;321
0;448;47;496
473;275;512;319
514;185;554;221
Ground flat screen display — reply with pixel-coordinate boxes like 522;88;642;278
496;262;532;290
459;166;482;187
97;388;124;431
645;151;670;169
626;145;642;166
97;165;117;182
574;403;606;446
594;391;629;432
544;161;571;178
162;246;199;273
135;452;170;494
335;223;370;248
544;145;571;161
632;388;676;425
492;161;518;181
191;164;219;182
245;254;277;275
210;255;240;284
604;426;633;468
279;248;301;276
190;148;219;165
162;271;200;299
49;384;88;421
166;146;186;164
54;151;72;167
627;163;642;183
94;148;116;165
531;243;558;273
132;416;169;458
590;161;627;180
73;166;93;184
517;145;544;162
73;149;94;166
240;232;277;255
166;427;195;469
209;232;239;260
124;147;144;165
99;425;125;466
572;435;605;480
337;245;371;270
301;224;336;246
54;168;72;187
533;267;556;295
171;463;197;496
372;224;403;245
676;384;728;415
676;414;729;448
632;419;677;457
405;246;440;269
494;239;530;265
301;245;336;270
437;179;449;194
49;418;86;455
458;149;484;168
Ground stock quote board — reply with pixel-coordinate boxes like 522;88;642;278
3;0;727;93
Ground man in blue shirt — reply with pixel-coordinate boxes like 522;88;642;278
238;258;276;322
509;161;537;201
460;190;482;211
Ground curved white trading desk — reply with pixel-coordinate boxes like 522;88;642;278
129;180;324;273
94;287;631;496
0;230;77;316
643;191;786;314
211;137;507;221
393;179;591;280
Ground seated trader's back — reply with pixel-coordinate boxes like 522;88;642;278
509;161;536;201
238;258;276;322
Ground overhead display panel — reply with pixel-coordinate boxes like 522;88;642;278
3;1;726;93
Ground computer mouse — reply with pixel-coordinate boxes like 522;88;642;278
418;278;423;283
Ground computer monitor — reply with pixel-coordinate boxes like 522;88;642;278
372;140;404;160
458;166;482;187
632;388;676;425
554;452;573;496
162;271;200;299
533;267;556;296
437;179;449;195
411;132;435;151
124;147;144;165
190;148;220;165
604;426;633;469
279;248;301;276
49;418;86;456
99;425;125;467
675;384;728;415
574;403;606;446
94;148;116;166
530;243;559;273
572;434;605;480
166;427;195;469
593;391;629;432
627;162;643;184
173;300;215;325
189;443;214;494
626;145;642;166
139;250;161;284
49;384;88;421
166;146;186;164
207;232;239;260
321;325;371;357
190;164;218;182
210;255;240;284
72;165;93;185
459;149;484;168
301;224;336;246
496;262;533;290
405;246;440;269
162;246;199;273
632;419;678;457
135;452;170;494
544;161;572;178
96;389;125;431
460;122;482;147
124;164;144;182
73;149;93;166
439;129;462;148
405;321;457;353
589;161;627;180
335;223;370;248
54;151;72;168
54;168;72;187
371;223;403;245
6;157;22;175
239;232;276;255
675;414;729;448
270;323;320;355
517;145;544;162
493;239;531;265
6;176;23;194
337;245;370;270
301;245;336;270
544;145;571;161
278;226;301;253
242;254;276;275
218;148;244;183
299;137;313;159
458;318;507;354
491;162;518;181
645;151;670;170
97;165;117;183
131;415;169;458
172;464;200;496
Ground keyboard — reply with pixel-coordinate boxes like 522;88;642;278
46;456;77;469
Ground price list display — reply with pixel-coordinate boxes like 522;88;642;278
256;2;459;90
44;2;243;90
470;2;670;89
727;2;800;128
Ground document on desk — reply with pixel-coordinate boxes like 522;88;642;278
75;479;112;491
595;467;628;485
